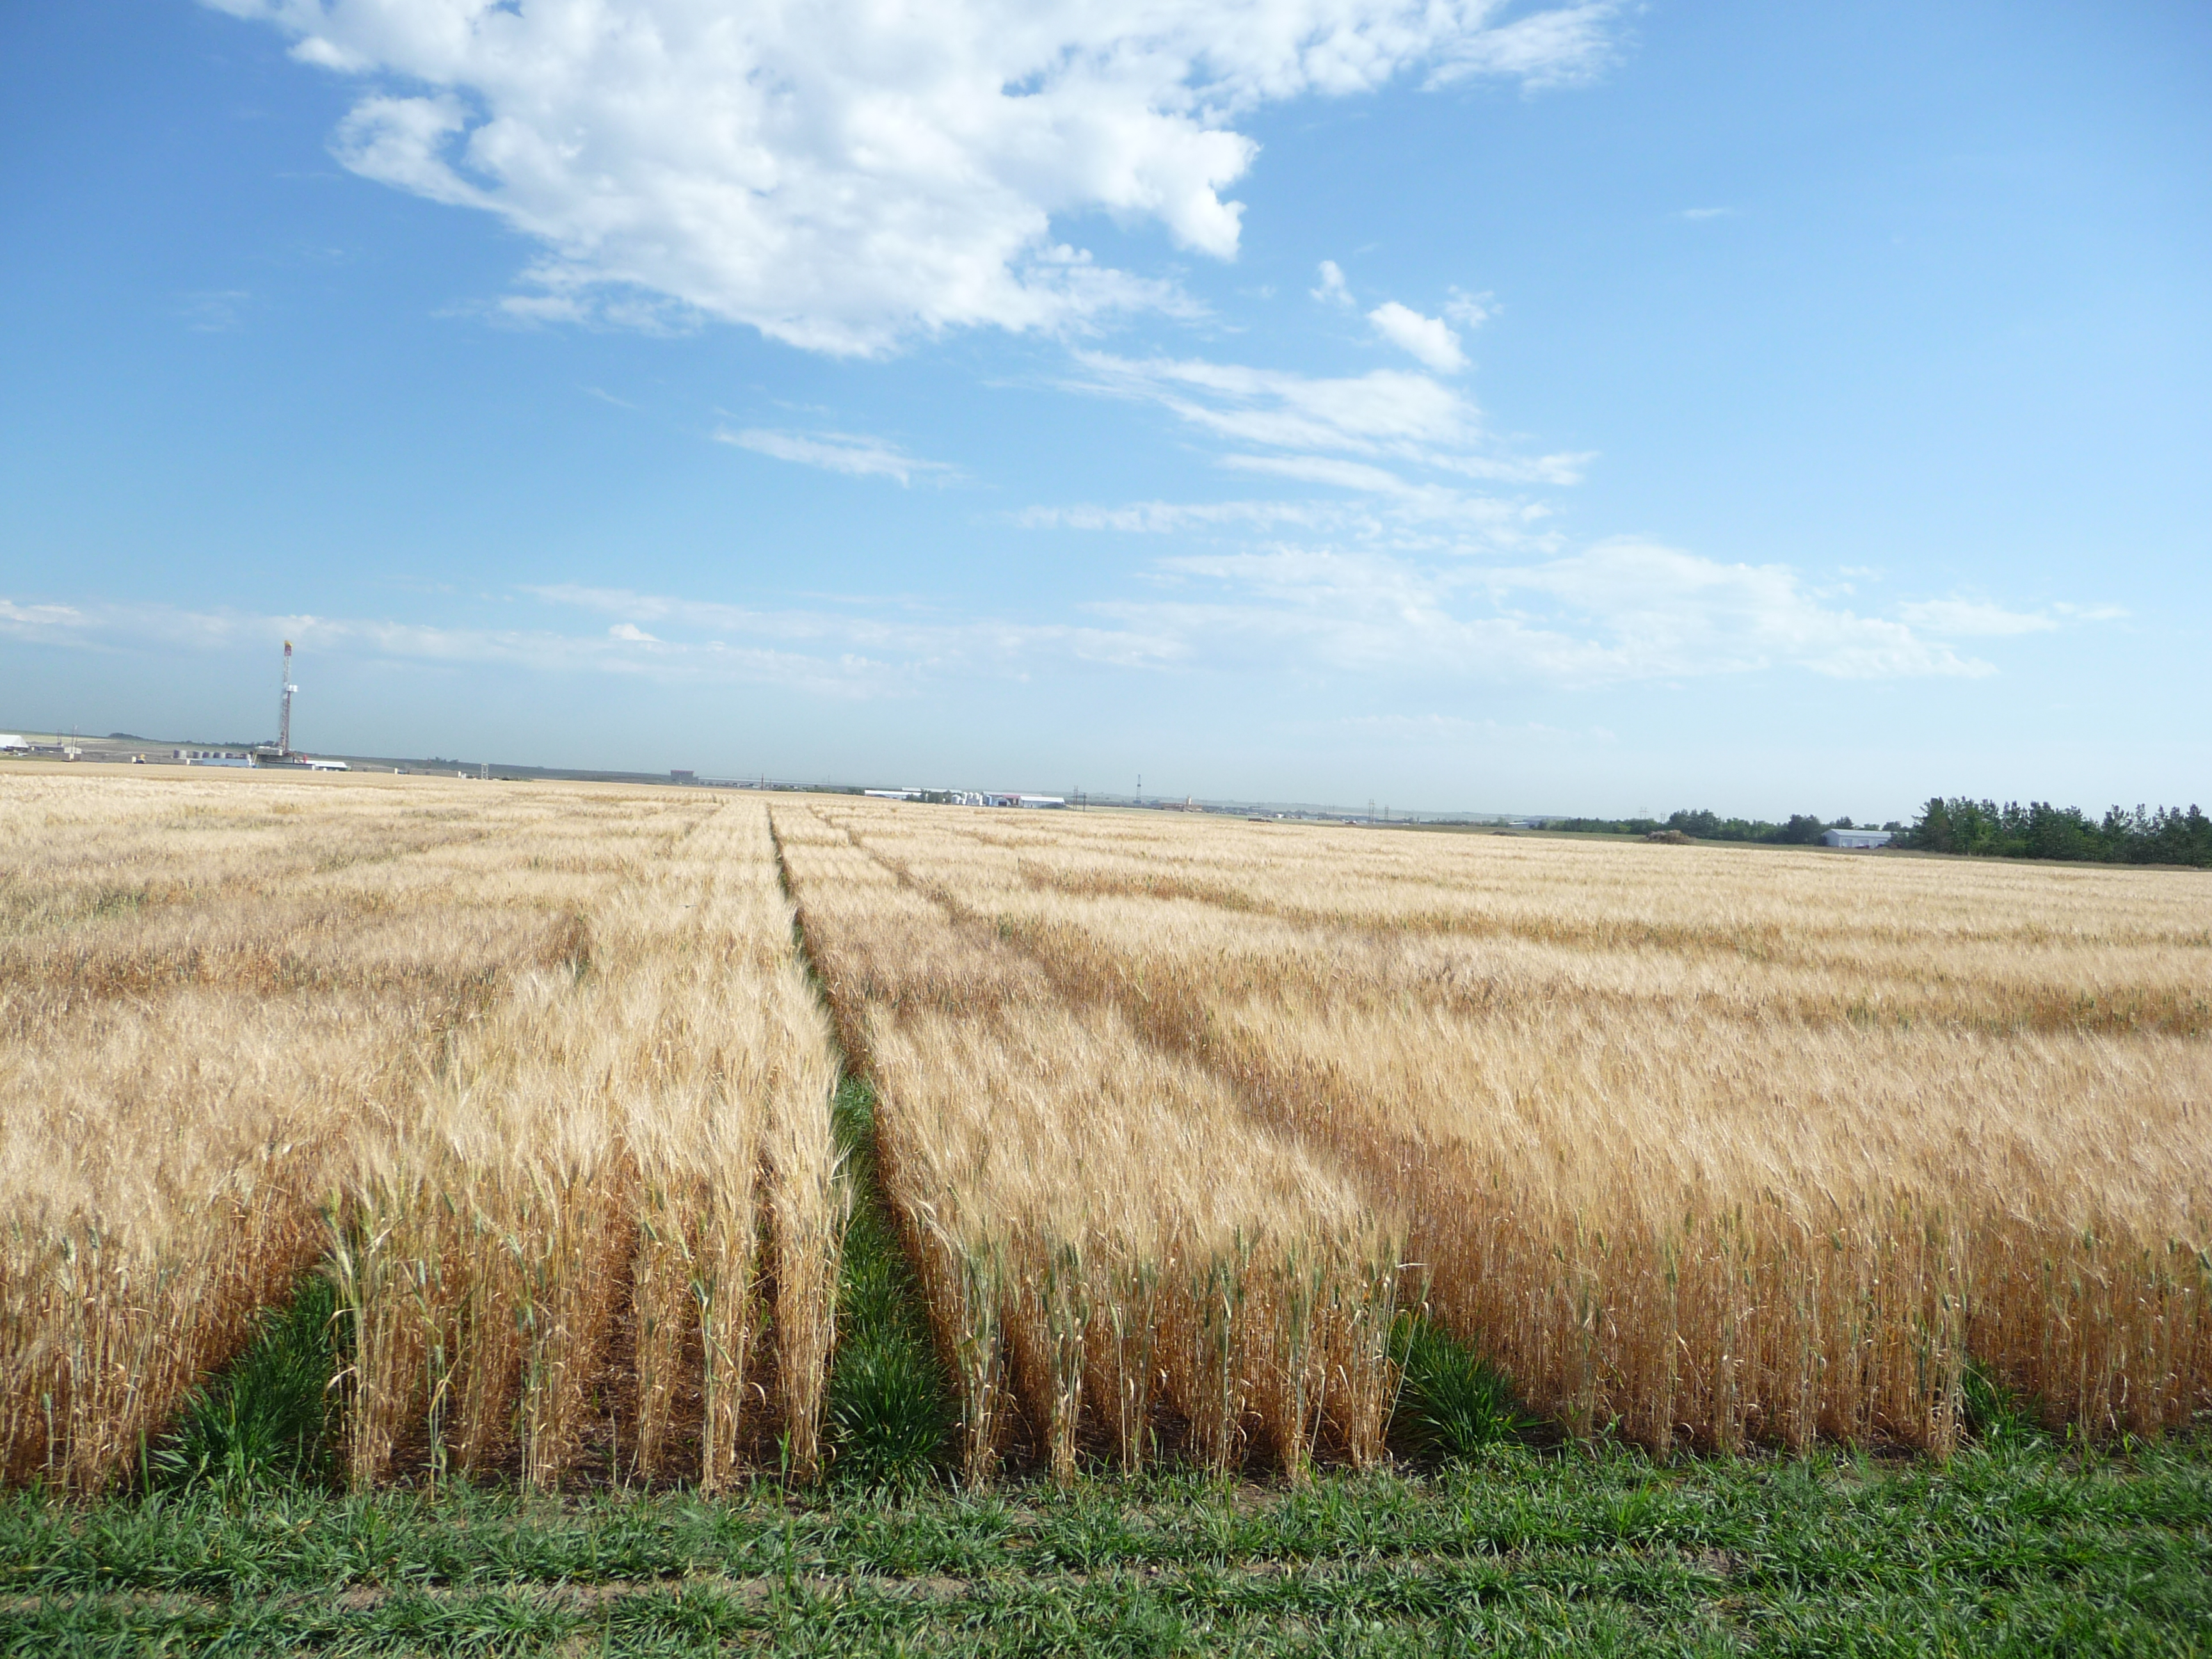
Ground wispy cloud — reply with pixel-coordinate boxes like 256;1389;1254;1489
11;543;2113;710
1442;288;1495;328
525;584;1177;673
1895;598;2055;637
1311;259;1354;307
1898;598;2126;637
1088;540;1999;684
1015;500;1343;534
1427;0;1622;90
1;588;1167;698
1065;351;1591;495
1432;451;1591;486
1674;206;1737;221
1368;301;1466;373
1072;353;1470;453
0;598;89;633
1215;455;1548;527
716;428;957;485
180;290;252;332
1489;541;1989;678
1219;454;1422;494
1022;479;1548;541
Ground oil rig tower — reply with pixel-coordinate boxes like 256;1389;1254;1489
277;640;296;758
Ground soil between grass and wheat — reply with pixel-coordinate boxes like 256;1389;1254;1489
2;1436;2207;1657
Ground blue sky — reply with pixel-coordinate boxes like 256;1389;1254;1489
3;0;2206;816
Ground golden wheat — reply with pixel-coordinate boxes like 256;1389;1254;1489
814;799;2212;1455
0;772;582;1488
774;803;1402;1484
10;767;2202;1489
1;772;843;1492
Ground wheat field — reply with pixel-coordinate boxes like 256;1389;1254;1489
792;797;2212;1463
4;771;2206;1495
1;771;841;1493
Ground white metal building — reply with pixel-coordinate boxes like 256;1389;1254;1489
1823;828;1893;849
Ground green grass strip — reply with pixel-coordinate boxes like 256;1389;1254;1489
4;1436;2206;1655
823;1077;959;1486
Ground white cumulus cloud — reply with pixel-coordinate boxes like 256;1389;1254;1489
1368;300;1466;372
204;0;1619;355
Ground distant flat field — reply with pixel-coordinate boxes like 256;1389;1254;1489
4;770;2208;1507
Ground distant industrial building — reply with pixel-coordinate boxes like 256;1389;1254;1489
864;788;1066;808
1823;828;1893;849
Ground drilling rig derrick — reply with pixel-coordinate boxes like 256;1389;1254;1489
277;640;295;758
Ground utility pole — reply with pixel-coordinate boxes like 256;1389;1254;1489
277;641;296;757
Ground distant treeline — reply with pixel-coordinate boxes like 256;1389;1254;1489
1897;799;2212;867
1540;801;2212;868
1543;809;1897;844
